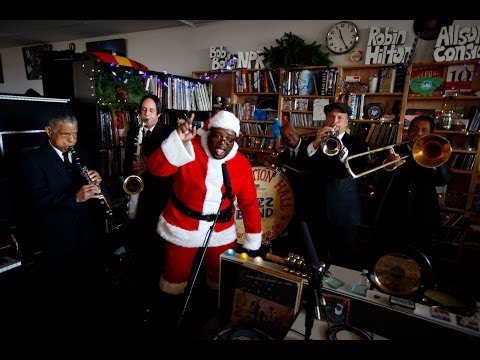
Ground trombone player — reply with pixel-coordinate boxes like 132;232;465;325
372;115;453;264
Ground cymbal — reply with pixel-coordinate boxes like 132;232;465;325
373;253;423;296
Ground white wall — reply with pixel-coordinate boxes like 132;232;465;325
0;19;478;96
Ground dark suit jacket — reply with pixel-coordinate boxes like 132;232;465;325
373;143;453;251
16;143;103;265
277;138;311;218
306;132;368;226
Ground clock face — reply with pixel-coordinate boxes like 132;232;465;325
326;21;359;55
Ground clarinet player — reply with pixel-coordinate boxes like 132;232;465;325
15;111;107;338
123;94;175;322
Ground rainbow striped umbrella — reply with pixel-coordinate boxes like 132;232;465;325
84;51;148;71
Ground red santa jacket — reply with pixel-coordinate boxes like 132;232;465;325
147;130;262;250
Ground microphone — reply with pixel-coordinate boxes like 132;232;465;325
299;220;327;321
221;162;233;199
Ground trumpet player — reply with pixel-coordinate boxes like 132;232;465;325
123;94;175;316
15;111;106;332
303;102;368;269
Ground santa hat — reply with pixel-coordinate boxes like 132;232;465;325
207;110;240;136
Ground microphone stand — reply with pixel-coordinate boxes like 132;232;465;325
304;262;327;340
176;192;231;333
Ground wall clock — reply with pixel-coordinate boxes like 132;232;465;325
326;21;359;55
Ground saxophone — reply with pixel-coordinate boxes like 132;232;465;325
123;116;145;220
69;146;114;218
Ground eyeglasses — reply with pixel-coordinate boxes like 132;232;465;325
210;132;236;145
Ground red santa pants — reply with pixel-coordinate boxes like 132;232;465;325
160;240;236;295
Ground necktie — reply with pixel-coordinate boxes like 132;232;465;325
290;150;296;164
63;152;72;172
144;129;152;139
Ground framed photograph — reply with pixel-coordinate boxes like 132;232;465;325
22;44;52;80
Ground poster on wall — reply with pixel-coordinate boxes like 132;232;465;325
22;44;52;80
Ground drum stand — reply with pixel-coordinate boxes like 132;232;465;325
176;192;230;333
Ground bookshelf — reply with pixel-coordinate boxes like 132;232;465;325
398;60;480;262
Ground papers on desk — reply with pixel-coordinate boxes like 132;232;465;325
0;256;21;274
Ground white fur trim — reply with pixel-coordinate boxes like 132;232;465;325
161;129;195;167
208;111;240;136
157;214;238;248
242;233;262;250
159;275;187;295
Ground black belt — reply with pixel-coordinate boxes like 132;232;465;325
170;192;233;223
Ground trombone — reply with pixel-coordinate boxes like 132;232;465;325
344;134;452;179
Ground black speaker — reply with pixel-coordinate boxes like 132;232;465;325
41;51;84;99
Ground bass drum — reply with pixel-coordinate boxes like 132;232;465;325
235;166;294;245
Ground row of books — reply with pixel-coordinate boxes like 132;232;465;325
239;135;275;150
376;67;405;93
448;153;477;170
435;226;463;245
373;66;407;93
240;122;273;136
349;122;399;147
165;77;212;111
287;113;315;127
339;93;365;120
440;211;464;227
466;106;480;131
235;70;279;93
283;98;309;111
99;148;126;177
281;69;337;97
99;109;134;148
232;103;257;121
145;73;163;99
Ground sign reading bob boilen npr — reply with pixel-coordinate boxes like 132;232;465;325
235;166;294;244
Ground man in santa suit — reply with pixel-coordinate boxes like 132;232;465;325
147;110;262;295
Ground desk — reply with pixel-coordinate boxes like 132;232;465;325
219;253;480;340
318;265;480;339
285;308;388;340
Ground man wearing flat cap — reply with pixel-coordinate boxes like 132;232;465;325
302;102;368;269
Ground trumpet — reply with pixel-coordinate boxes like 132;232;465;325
344;134;452;179
69;146;114;217
321;126;342;156
124;116;145;220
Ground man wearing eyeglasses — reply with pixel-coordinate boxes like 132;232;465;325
147;110;262;322
15;111;106;336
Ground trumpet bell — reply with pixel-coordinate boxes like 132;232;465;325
322;137;342;156
412;134;452;168
123;175;144;195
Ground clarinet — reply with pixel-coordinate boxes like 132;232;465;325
68;146;114;218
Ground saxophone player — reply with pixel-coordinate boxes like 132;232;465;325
123;94;176;316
